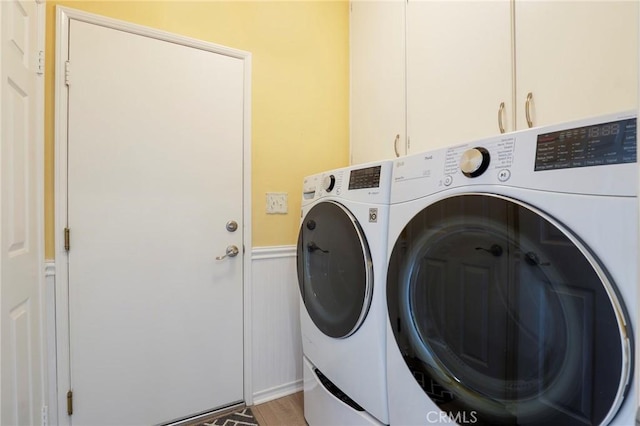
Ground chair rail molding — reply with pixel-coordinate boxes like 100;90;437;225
252;245;296;260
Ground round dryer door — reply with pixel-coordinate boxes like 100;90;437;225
387;194;632;425
297;201;373;339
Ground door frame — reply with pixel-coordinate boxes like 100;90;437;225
53;7;253;425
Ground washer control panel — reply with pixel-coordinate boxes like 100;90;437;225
322;175;336;192
301;162;392;205
348;165;382;190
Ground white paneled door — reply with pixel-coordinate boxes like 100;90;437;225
1;0;45;425
60;16;247;425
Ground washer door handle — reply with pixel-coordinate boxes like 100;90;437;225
307;241;329;253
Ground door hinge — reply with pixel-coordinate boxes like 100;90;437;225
36;50;44;76
41;405;48;426
67;390;73;416
64;228;70;251
65;60;71;86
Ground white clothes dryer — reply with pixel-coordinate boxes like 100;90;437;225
386;111;637;425
297;161;392;425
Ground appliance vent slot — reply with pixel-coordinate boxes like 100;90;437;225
314;368;365;412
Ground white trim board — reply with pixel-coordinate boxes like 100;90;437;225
252;245;296;260
252;380;304;406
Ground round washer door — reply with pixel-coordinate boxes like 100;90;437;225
297;201;373;338
387;194;632;425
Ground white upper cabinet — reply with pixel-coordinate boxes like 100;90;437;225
407;1;513;153
514;1;638;130
350;0;638;159
350;0;406;165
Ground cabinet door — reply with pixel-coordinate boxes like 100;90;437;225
407;0;513;154
350;0;406;164
515;1;638;129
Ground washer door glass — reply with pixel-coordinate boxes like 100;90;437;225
387;194;632;425
297;201;373;338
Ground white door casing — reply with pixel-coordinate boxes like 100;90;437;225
54;8;252;425
1;0;46;425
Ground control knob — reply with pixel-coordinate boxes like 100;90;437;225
460;147;490;178
323;174;336;192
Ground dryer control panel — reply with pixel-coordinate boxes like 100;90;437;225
534;117;636;171
391;110;638;202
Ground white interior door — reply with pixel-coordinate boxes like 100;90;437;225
62;17;246;425
1;0;45;425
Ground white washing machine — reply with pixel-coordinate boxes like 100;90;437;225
386;111;637;425
297;161;392;425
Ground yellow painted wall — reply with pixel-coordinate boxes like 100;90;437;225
44;0;350;258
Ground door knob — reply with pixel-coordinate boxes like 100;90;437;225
216;245;239;260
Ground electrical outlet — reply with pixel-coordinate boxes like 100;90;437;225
266;192;288;214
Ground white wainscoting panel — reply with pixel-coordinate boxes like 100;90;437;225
45;261;58;426
251;245;303;404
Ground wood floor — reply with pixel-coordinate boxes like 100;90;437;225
181;392;305;426
252;391;306;426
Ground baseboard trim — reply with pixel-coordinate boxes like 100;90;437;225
252;379;303;406
251;245;296;260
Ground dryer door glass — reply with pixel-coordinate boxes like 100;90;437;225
297;201;373;338
387;193;632;425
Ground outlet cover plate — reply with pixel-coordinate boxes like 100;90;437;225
266;192;288;214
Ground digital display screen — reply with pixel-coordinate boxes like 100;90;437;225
534;118;636;171
349;166;382;190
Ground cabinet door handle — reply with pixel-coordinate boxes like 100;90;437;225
525;92;534;128
498;102;506;134
393;134;400;157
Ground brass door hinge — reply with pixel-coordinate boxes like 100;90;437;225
64;228;70;251
67;390;73;415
